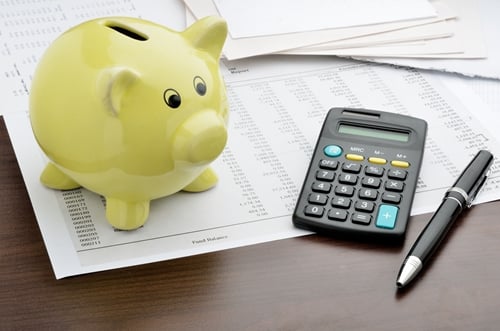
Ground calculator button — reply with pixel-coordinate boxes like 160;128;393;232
382;192;401;204
324;145;342;157
368;157;387;165
391;160;410;168
304;205;324;218
338;173;358;185
335;185;355;197
308;193;328;205
316;169;335;181
355;201;375;212
312;182;331;193
328;209;348;222
361;177;381;188
331;196;351;208
376;205;399;229
352;213;371;225
319;159;338;170
365;165;384;177
358;188;378;200
385;180;405;192
388;169;407;180
346;153;364;161
342;162;362;173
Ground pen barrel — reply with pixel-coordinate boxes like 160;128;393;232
409;198;463;264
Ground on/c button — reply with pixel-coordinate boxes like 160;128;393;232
324;145;343;157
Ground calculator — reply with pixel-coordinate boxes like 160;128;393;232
293;108;427;241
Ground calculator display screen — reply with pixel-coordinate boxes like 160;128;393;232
338;123;409;142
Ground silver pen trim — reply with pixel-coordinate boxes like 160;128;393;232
446;186;468;201
445;196;463;209
396;256;422;288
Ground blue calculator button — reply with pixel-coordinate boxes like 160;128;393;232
324;145;342;157
376;204;399;229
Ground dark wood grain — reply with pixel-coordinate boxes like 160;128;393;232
2;116;500;330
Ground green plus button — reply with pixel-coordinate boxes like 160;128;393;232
324;145;342;157
376;204;398;229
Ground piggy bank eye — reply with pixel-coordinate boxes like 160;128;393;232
193;76;207;96
163;88;181;109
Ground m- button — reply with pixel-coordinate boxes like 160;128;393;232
368;157;387;165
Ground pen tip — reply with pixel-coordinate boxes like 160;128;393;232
396;256;422;289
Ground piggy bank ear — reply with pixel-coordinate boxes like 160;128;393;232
97;67;139;116
182;16;227;60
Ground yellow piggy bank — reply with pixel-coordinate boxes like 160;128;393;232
30;16;229;230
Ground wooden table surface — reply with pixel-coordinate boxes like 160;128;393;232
2;116;500;330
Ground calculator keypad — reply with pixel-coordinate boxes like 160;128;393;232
292;108;427;241
304;156;408;231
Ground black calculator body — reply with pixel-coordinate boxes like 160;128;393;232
293;108;427;242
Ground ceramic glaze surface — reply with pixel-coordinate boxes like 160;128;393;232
30;16;228;230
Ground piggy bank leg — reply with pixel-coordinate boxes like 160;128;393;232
40;163;80;190
105;197;150;230
182;167;218;192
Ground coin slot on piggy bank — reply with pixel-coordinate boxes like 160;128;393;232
106;22;148;41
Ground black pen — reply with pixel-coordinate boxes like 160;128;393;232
396;150;494;288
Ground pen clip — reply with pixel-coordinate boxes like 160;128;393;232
466;169;490;208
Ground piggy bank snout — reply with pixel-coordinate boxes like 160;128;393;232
174;111;227;163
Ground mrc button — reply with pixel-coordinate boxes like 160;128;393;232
346;153;364;161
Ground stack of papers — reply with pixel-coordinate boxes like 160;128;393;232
183;0;486;62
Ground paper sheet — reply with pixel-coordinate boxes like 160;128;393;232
184;0;455;60
283;0;486;59
295;20;454;51
288;36;466;57
2;0;500;279
359;0;499;78
213;0;437;38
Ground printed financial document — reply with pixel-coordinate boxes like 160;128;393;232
2;1;500;279
5;55;500;278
